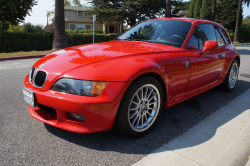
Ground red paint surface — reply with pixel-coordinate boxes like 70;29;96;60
24;18;240;133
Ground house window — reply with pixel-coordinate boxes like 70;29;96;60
78;11;84;17
85;25;91;29
77;24;85;30
69;24;75;30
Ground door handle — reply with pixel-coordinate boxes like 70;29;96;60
218;54;223;59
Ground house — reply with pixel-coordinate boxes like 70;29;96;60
64;6;122;33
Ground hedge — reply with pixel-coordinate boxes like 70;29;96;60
0;32;119;53
0;32;54;53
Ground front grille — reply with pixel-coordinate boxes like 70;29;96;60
29;67;36;83
36;103;57;116
34;70;47;87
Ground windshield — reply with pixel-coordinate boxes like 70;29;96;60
117;20;192;48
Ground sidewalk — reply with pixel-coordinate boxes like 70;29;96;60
133;89;250;166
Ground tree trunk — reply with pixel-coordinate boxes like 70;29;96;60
234;0;242;43
52;0;69;50
211;0;216;21
165;0;171;17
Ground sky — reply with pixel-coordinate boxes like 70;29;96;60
24;0;250;27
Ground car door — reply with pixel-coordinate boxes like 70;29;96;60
186;24;224;91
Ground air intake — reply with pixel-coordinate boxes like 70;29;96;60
34;70;47;87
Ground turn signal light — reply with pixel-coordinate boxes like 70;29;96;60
91;104;113;110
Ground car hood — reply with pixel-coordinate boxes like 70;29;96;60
32;40;184;87
34;40;183;73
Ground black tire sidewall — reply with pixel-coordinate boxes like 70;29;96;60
117;76;164;138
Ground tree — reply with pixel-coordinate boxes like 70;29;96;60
91;0;166;26
200;0;212;20
234;0;249;42
172;1;190;16
72;0;82;6
64;0;71;6
23;22;43;33
91;0;125;25
211;0;216;21
47;11;55;26
193;0;202;19
187;0;196;18
238;16;250;42
52;0;69;50
64;0;82;6
0;0;37;25
216;0;241;31
166;0;172;17
44;24;55;33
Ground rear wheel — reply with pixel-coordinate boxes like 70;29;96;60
221;59;239;92
113;76;164;138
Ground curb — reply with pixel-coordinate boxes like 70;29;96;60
133;89;250;166
0;55;45;61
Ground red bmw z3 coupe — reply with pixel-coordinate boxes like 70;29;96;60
23;18;240;137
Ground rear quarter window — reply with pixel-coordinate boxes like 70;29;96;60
218;26;230;44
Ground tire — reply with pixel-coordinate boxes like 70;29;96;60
113;76;164;138
221;59;239;92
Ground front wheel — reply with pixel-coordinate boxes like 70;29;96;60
113;76;164;138
221;59;239;92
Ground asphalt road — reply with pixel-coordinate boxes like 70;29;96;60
1;45;250;166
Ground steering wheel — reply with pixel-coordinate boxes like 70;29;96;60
171;35;183;41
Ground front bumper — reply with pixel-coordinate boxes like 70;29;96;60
24;75;131;133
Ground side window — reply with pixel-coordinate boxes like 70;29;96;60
197;24;216;49
187;28;199;50
214;26;226;47
218;26;230;44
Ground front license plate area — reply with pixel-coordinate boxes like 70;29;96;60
23;87;35;108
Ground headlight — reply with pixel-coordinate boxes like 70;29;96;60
51;78;108;96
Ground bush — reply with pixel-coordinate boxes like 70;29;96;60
0;32;54;52
239;24;250;42
0;32;119;53
66;33;119;46
7;24;24;32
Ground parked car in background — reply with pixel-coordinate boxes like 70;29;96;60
23;18;240;137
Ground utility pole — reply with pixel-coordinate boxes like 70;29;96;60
93;15;96;43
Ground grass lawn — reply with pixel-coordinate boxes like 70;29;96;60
234;43;250;46
0;50;54;58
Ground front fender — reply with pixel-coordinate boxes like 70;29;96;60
61;54;166;82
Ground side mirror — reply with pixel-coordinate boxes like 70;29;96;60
201;40;218;54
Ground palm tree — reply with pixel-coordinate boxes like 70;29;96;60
165;0;171;17
234;0;249;43
52;0;69;50
211;0;216;21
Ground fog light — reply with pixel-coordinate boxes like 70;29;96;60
67;112;85;122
